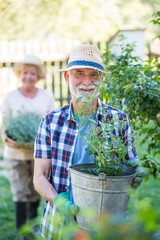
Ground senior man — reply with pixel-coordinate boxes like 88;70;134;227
33;44;146;239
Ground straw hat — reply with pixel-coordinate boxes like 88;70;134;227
20;54;43;65
60;44;105;72
13;54;46;79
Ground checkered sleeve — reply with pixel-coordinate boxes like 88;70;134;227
34;115;51;159
124;115;139;163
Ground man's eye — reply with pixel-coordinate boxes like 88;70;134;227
91;73;99;78
77;72;83;76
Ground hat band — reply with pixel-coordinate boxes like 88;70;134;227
67;60;104;71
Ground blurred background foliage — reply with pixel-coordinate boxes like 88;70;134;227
0;0;159;43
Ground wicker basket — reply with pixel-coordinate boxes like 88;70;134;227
5;136;34;150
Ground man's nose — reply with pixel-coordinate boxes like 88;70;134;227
82;76;92;85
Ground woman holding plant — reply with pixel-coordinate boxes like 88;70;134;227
33;44;146;240
1;55;56;240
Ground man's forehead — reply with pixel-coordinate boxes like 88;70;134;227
71;68;99;73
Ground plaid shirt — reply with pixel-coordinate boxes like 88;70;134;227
34;98;139;239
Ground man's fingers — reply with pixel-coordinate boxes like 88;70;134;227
132;182;141;189
69;204;79;215
133;177;143;183
136;171;146;178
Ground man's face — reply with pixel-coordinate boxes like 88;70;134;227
65;68;102;102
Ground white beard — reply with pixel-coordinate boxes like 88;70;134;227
69;80;100;103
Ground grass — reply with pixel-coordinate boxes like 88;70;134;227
0;175;16;239
0;169;44;240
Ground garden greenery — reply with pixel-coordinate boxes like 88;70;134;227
74;96;134;176
5;111;41;143
85;116;127;175
151;11;160;39
101;35;160;178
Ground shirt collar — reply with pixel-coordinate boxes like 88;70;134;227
66;101;75;121
66;98;103;121
96;98;104;117
96;98;113;123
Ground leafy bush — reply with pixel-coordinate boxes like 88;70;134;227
101;35;160;178
5;112;41;143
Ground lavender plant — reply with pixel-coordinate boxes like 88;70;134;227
5;111;41;143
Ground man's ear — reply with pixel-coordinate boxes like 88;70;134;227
64;71;69;85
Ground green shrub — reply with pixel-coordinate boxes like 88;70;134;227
101;35;160;178
5;112;41;143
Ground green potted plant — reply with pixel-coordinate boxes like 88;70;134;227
4;111;41;149
69;97;136;230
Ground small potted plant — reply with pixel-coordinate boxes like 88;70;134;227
4;111;41;149
69;97;136;230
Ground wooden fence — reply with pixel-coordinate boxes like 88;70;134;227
0;40;107;108
0;59;71;108
0;40;159;108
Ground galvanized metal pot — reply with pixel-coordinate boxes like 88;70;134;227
70;163;136;230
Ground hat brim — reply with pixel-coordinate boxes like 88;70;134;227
13;62;46;79
59;65;110;74
59;60;104;72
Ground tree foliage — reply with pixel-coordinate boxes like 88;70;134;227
0;0;159;41
151;11;160;39
101;33;160;177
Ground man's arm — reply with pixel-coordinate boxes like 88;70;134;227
33;158;57;203
33;158;79;223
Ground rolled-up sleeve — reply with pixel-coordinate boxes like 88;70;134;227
34;116;51;159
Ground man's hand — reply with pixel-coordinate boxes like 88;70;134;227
54;192;79;224
127;160;146;189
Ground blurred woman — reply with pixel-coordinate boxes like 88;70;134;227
1;55;56;240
